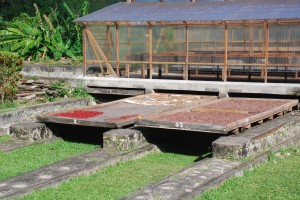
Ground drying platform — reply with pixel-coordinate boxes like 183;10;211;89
37;93;217;128
135;98;299;134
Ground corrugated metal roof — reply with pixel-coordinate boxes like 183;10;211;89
75;0;300;22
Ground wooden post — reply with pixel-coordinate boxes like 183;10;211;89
82;23;87;76
148;22;153;79
223;22;228;82
250;21;253;77
127;25;131;78
125;64;130;78
141;64;145;78
164;64;168;75
106;25;111;73
184;21;189;80
115;22;120;77
264;21;269;83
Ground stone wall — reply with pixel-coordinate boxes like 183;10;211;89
213;114;300;160
0;98;94;135
22;63;83;79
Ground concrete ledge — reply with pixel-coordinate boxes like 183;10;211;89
0;98;94;135
10;122;53;141
84;77;300;95
213;115;300;160
103;129;146;151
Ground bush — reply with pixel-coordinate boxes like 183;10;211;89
0;52;23;102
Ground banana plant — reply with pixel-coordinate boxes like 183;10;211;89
0;1;86;61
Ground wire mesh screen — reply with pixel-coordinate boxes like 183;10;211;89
189;25;224;64
228;25;265;65
152;25;186;62
269;23;300;70
119;26;148;62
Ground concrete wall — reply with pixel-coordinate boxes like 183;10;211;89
21;64;300;96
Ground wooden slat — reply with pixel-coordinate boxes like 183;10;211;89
191;108;249;114
135;119;227;134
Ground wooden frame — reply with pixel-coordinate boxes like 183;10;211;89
82;20;300;82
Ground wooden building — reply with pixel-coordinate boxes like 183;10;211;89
75;0;300;82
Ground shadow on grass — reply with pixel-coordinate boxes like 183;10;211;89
45;123;107;146
137;127;222;162
46;123;223;163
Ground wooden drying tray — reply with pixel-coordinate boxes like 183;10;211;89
135;98;299;134
37;94;217;128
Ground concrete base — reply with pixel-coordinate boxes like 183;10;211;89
10;122;53;141
103;129;146;151
213;114;300;160
84;77;300;96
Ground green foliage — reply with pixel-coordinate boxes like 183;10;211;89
0;140;98;181
0;2;89;61
46;81;90;102
0;51;23;103
0;0;124;21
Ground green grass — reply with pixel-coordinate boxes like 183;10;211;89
196;147;300;200
21;152;198;200
0;141;98;181
0;135;11;143
0;102;18;113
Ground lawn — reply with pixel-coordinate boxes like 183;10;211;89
0;140;98;181
21;152;198;200
196;146;300;200
0;135;11;143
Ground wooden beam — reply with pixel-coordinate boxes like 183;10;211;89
125;64;130;78
148;22;153;79
141;64;145;78
164;64;168;75
84;27;104;75
264;21;269;83
82;25;87;76
127;25;132;78
106;26;111;73
115;22;120;77
85;29;116;76
89;41;105;75
223;23;228;82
